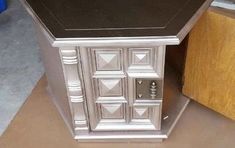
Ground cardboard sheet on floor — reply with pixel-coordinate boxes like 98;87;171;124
0;76;234;148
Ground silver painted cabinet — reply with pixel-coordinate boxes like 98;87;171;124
60;46;166;133
23;0;212;141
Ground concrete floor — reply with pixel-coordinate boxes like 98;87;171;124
0;76;235;148
0;0;44;135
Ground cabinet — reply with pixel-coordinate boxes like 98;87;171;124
80;47;165;131
22;0;213;142
55;45;188;142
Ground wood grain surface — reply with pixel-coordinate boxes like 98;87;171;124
183;8;235;120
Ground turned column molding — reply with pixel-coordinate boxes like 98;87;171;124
60;47;89;134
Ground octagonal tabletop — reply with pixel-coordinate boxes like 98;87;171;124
24;0;212;41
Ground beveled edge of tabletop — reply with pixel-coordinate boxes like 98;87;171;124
20;0;213;47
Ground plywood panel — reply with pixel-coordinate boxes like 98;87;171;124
183;8;235;120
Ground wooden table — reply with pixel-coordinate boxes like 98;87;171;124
183;7;235;120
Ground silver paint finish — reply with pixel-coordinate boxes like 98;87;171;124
59;47;89;133
79;47;164;132
35;23;75;136
32;27;192;141
20;0;211;142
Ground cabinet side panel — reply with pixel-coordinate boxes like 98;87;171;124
35;24;74;134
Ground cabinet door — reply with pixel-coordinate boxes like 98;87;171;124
80;47;165;131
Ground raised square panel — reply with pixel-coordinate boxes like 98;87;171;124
130;104;162;130
101;103;124;119
127;46;165;78
129;48;152;66
95;50;121;71
131;50;151;65
127;48;155;74
133;106;149;119
98;78;122;97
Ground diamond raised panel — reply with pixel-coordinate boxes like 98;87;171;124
95;50;121;71
127;47;165;78
127;48;155;75
132;50;151;65
101;104;124;119
99;79;122;97
81;46;165;132
133;107;149;119
129;48;152;66
130;104;161;130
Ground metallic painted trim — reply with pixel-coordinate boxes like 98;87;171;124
79;46;165;132
59;47;89;133
72;96;189;142
22;0;207;142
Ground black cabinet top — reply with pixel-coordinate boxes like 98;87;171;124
24;0;211;40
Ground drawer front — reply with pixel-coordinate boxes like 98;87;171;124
100;103;125;119
94;49;122;71
80;46;165;131
98;78;123;97
131;103;162;130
